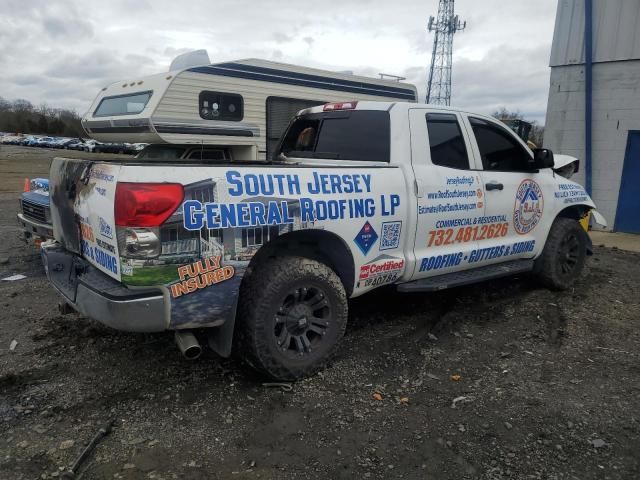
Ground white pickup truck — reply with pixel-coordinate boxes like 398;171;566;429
42;101;606;380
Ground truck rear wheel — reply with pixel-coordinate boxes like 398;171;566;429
236;255;348;381
535;217;588;290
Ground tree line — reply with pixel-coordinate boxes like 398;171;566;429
0;97;84;138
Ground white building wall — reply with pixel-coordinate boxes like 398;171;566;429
550;0;640;67
544;60;640;228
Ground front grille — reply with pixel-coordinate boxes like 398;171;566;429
22;199;48;223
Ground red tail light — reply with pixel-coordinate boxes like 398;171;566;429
323;101;358;111
115;182;184;227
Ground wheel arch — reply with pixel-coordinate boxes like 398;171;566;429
244;228;356;297
552;204;594;255
556;204;592;221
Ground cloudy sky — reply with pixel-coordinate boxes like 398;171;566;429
0;0;558;123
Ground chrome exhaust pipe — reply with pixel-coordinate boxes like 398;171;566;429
175;331;202;360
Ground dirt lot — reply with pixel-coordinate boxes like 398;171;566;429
1;145;639;480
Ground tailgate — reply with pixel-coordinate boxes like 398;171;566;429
49;158;122;281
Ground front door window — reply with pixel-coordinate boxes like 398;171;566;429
466;116;554;265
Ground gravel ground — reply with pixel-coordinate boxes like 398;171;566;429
1;145;639;480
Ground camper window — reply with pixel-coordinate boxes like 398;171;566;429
94;91;153;117
199;91;243;121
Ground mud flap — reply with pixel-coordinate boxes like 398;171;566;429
206;315;237;358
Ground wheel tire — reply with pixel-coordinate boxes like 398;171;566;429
535;217;588;290
235;255;348;381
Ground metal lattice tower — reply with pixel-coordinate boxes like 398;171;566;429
426;0;466;105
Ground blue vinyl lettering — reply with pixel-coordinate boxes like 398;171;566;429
183;200;204;230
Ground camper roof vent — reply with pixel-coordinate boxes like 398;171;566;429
169;49;211;72
378;73;406;82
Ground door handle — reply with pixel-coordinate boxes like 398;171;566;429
485;182;504;191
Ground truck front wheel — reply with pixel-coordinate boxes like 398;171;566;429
535;217;588;290
236;256;348;380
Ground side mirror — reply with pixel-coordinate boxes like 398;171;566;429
533;148;554;169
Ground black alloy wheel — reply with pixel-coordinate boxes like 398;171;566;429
236;255;348;380
274;286;330;358
558;231;581;277
535;217;587;290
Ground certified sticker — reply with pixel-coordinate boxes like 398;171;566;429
513;179;544;234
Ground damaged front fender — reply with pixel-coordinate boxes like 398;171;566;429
590;209;608;229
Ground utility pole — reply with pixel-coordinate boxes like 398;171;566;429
426;0;466;105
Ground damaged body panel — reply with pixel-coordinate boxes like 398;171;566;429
49;158;93;255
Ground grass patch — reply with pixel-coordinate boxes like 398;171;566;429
122;264;180;286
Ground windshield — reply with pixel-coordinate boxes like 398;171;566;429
94;91;153;117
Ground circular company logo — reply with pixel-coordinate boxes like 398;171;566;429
513;179;544;234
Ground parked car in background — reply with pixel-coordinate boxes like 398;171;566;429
94;142;127;154
35;137;56;148
54;138;80;149
82;139;101;152
18;177;53;245
1;134;24;145
66;139;87;150
1;134;91;149
19;135;38;146
51;138;69;148
125;142;148;154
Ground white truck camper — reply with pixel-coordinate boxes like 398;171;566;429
82;54;418;161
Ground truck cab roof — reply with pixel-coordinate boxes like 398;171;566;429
298;101;477;116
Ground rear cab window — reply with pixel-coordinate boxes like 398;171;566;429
278;110;390;162
266;97;326;160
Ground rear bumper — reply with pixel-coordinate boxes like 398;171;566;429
41;244;169;332
17;213;54;240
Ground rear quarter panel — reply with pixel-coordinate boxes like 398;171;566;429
117;164;408;328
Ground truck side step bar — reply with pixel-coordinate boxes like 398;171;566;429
397;260;535;293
